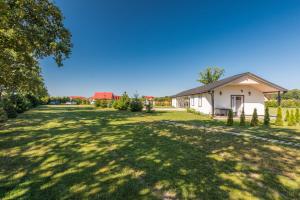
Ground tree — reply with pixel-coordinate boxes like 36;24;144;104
264;107;270;126
197;67;225;85
284;110;290;122
288;110;296;126
250;108;259;126
116;92;130;110
240;108;246;126
0;0;72;101
129;94;143;112
227;109;234;126
275;107;283;126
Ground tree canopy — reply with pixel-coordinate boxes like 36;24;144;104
197;67;225;85
0;0;72;98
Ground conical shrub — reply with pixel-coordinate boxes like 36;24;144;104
240;109;246;126
285;110;290;122
275;107;283;126
250;108;259;126
296;108;300;123
264;107;270;126
227;109;234;126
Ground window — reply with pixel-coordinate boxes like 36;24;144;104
198;95;202;107
191;97;194;106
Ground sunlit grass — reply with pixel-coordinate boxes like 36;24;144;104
0;105;299;199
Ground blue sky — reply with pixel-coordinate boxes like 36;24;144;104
41;0;300;97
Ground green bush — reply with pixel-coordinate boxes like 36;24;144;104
94;100;101;107
265;100;278;107
264;107;270;126
26;94;40;107
129;94;143;112
288;110;296;126
10;95;31;113
112;101;119;109
145;102;153;113
116;92;130;110
239;109;246;126
227;109;234;126
296;108;300;123
275;107;283;126
2;99;17;118
265;99;300;108
284;110;290;122
0;106;7;123
250;108;259;126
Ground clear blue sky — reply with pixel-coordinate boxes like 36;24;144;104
41;0;300;97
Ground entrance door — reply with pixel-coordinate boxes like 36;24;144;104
231;95;244;116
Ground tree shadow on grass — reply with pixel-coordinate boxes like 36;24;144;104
0;106;299;199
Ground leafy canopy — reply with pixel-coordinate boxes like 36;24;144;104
197;67;225;85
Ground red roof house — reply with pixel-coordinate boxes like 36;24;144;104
92;92;120;100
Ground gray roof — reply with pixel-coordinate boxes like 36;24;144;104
172;72;287;97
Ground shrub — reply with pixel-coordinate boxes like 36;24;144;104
239;109;246;126
94;100;101;107
117;92;130;110
129;94;143;112
26;94;39;107
145;101;153;113
227;109;234;126
264;107;270;126
2;99;17;118
265;100;278;108
275;107;283;126
288;110;296;126
0;106;7;123
284;110;290;122
296;108;300;123
250;108;259;126
112;100;119;109
100;100;108;108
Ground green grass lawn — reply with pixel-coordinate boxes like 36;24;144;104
0;105;299;199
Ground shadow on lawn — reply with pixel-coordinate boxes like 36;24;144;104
0;106;299;199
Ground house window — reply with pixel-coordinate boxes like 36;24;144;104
191;97;194;106
198;95;202;107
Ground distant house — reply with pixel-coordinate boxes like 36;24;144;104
90;92;120;103
171;72;287;116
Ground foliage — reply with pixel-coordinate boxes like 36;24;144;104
94;100;109;108
265;100;300;108
197;67;225;85
0;105;7;123
227;109;234;126
288;110;296;126
112;100;119;109
129;94;143;112
296;108;300;123
153;96;171;107
263;107;270;126
145;101;154;113
116;92;130;110
275;107;283;126
282;89;300;100
284;110;290;122
2;98;17;118
239;109;246;126
250;108;259;126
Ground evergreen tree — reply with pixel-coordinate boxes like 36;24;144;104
117;92;130;110
285;110;290;122
250;108;259;126
289;110;296;126
227;109;234;126
275;107;284;126
296;108;300;123
240;108;246;126
264;107;270;126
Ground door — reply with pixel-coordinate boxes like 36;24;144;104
231;95;244;116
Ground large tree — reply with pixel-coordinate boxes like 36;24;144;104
197;67;225;85
0;0;72;98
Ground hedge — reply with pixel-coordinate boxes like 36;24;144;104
265;100;300;108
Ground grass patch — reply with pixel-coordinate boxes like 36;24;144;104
0;105;299;199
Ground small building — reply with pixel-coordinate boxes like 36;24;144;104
90;92;120;103
171;72;287;116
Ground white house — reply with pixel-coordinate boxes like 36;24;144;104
171;72;287;116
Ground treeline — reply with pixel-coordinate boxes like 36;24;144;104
49;97;89;105
153;96;171;107
0;0;72;123
94;92;153;113
265;99;300;108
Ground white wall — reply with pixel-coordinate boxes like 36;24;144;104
189;93;212;114
214;85;265;115
171;98;177;107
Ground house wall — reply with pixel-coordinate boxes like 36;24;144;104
214;85;265;115
188;93;212;114
171;98;177;107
